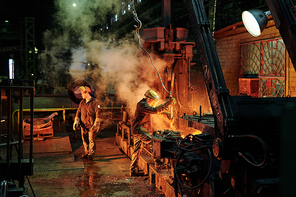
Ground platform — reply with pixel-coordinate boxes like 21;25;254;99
21;129;165;197
115;123;178;197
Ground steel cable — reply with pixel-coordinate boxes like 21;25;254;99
131;0;171;96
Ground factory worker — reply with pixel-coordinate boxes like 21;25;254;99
130;89;176;176
73;86;102;161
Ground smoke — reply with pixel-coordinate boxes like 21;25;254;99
84;39;167;115
53;0;121;39
39;0;169;117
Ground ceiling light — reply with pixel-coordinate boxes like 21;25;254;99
242;9;271;37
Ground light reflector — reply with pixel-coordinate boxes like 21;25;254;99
242;9;271;37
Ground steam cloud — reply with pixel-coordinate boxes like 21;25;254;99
40;0;169;118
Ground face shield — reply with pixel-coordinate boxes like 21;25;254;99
74;86;91;94
144;89;160;100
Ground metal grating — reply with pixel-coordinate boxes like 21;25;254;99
261;39;285;76
240;38;286;97
241;42;260;75
260;78;285;97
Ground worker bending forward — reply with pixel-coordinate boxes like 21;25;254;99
130;89;176;176
73;86;102;161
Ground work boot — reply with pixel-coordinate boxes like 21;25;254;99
81;154;88;159
87;154;94;161
130;168;144;176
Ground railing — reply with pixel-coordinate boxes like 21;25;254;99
0;79;34;189
12;106;126;133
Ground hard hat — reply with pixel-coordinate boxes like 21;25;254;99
144;89;159;100
79;86;91;93
74;86;91;94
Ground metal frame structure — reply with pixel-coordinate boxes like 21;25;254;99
24;17;36;80
0;79;34;195
266;0;296;70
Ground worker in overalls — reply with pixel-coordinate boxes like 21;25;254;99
73;86;102;161
130;89;176;176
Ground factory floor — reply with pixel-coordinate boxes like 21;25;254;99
23;128;165;197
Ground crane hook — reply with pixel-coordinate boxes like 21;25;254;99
133;11;142;30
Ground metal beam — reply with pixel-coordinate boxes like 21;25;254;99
25;17;36;80
266;0;296;70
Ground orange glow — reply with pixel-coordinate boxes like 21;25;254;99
193;130;202;135
181;129;202;138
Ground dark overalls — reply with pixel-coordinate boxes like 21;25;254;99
75;97;101;156
130;98;159;172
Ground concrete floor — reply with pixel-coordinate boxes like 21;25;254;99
23;129;165;197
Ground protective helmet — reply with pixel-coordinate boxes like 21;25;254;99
74;86;91;94
79;86;91;93
144;89;159;100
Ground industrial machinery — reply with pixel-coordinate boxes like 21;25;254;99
117;0;296;197
176;0;296;196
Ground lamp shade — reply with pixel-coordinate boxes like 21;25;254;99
242;9;270;37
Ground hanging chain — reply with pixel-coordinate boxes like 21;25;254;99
131;0;142;30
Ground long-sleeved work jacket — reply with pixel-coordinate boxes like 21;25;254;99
131;98;159;135
75;97;102;131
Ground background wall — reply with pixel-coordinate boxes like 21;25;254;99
214;20;296;97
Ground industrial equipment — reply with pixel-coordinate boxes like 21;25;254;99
180;0;296;196
117;0;296;196
22;112;58;140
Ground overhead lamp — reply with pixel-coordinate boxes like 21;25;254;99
242;9;271;37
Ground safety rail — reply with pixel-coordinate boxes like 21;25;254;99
0;80;34;191
12;106;126;133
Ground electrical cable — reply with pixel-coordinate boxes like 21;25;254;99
174;134;213;191
131;0;171;96
26;175;36;197
230;134;270;167
174;146;212;190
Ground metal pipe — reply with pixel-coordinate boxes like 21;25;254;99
162;0;171;28
29;88;34;174
18;89;23;187
6;88;11;179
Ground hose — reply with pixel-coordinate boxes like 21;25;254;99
230;134;270;167
174;134;213;192
174;146;212;190
131;0;171;96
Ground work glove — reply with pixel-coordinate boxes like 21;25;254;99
91;118;103;131
155;96;176;112
160;112;173;120
167;96;176;106
73;117;80;131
